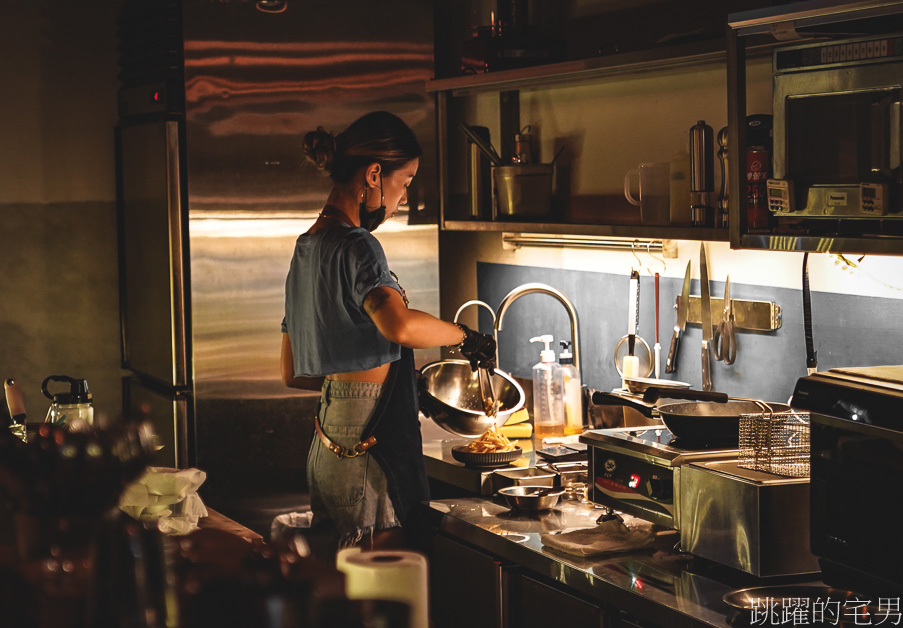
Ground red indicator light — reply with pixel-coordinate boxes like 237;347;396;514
628;474;641;489
152;91;161;102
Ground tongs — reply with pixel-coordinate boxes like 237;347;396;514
477;366;499;419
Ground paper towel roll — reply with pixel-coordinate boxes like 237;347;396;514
337;550;429;628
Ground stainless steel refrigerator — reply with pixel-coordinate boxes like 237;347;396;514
115;0;438;494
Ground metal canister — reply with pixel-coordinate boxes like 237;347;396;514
746;147;770;230
468;125;493;219
689;120;714;226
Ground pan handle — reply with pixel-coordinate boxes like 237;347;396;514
642;387;729;404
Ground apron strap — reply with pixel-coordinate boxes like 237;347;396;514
313;396;378;459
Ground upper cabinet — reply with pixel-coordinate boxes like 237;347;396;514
430;0;903;255
429;0;781;243
728;1;903;255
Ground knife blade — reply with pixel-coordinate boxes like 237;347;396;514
803;252;818;375
665;261;692;374
699;243;713;391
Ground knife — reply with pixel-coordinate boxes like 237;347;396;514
802;252;818;375
699;243;714;392
665;261;692;374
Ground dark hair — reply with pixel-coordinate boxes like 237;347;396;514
302;111;422;184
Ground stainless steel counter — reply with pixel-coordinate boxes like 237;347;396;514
420;419;820;628
424;496;743;628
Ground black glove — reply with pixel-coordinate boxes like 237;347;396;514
457;323;497;371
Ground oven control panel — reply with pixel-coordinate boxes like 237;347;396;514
589;447;676;529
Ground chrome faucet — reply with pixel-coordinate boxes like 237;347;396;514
451;300;498;359
494;283;580;375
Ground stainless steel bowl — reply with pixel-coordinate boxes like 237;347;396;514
419;360;525;438
497;485;565;511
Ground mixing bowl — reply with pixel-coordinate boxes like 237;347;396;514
418;360;525;438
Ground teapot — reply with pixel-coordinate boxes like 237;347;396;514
42;374;94;428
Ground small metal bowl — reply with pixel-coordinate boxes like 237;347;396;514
497;485;566;512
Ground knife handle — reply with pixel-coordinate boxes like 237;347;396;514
701;340;713;392
4;378;26;422
665;327;681;374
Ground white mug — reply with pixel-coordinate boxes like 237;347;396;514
624;162;670;226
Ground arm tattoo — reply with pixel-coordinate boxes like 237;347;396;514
365;289;392;315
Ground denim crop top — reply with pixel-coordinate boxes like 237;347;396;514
282;222;402;377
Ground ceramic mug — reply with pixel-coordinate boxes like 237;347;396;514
624;162;670;225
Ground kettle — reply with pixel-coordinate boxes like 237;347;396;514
42;375;94;428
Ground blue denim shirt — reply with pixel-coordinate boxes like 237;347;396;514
282;222;401;376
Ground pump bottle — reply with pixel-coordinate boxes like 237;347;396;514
530;335;564;447
559;341;583;436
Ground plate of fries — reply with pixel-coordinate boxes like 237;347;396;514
451;425;523;468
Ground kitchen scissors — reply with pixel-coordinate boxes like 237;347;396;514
713;276;737;365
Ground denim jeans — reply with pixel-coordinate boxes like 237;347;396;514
307;379;400;548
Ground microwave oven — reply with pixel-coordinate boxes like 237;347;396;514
769;33;903;222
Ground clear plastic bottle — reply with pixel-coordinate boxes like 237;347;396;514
559;341;583;436
530;335;564;448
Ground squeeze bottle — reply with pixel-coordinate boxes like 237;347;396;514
559;341;583;436
530;335;564;448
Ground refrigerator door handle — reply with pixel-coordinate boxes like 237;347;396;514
165;120;189;388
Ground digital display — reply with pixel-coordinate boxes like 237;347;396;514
770;187;785;199
863;186;875;199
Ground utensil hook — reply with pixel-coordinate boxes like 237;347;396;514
631;239;654;276
647;241;667;273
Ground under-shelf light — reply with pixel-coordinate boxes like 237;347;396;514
502;233;665;253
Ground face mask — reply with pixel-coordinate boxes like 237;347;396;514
359;172;386;232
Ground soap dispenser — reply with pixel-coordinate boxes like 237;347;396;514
559;341;583;436
42;375;94;429
530;335;564;447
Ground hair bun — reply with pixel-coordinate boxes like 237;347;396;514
302;126;336;174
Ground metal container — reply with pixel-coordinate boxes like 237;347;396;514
689;120;714;227
491;467;556;493
418;360;526;438
680;460;819;577
493;164;554;219
468;125;493;219
497;485;565;511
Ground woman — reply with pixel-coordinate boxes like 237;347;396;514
281;111;495;552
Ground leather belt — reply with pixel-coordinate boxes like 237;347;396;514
314;414;377;459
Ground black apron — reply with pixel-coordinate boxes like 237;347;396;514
361;347;429;526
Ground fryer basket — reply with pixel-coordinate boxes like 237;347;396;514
738;411;810;477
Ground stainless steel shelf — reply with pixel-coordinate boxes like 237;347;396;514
428;40;734;96
442;219;729;241
736;233;903;256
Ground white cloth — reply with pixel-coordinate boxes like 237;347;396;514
120;467;208;535
540;518;656;558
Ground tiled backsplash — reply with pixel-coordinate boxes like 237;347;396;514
477;261;903;403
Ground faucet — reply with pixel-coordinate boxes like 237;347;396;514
451;300;498;360
494;283;580;375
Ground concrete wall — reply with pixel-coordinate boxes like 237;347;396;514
0;1;124;422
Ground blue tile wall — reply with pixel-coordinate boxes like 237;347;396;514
476;261;903;403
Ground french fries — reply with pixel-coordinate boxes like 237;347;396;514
463;424;516;453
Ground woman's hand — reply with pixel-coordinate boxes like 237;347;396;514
457;324;497;371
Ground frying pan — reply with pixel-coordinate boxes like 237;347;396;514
642;387;790;445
